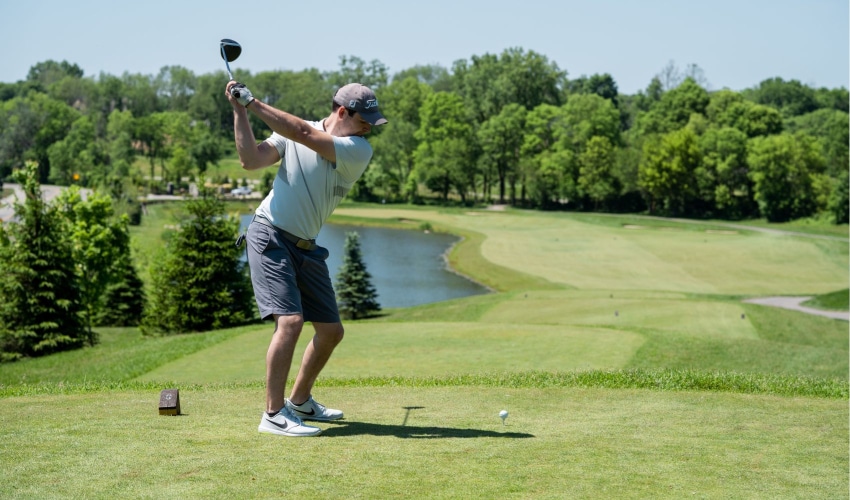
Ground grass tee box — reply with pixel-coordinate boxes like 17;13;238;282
0;386;846;498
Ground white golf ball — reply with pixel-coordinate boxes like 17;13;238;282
499;410;508;418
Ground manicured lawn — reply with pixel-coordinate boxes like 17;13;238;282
1;203;847;499
1;386;845;499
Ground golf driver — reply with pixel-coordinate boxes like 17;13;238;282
220;38;244;98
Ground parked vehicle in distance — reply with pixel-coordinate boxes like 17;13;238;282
231;186;252;196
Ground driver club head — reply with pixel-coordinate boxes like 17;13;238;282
220;38;242;80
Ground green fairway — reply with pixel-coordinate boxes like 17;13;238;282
332;206;848;295
136;289;847;384
136;321;647;384
1;204;847;499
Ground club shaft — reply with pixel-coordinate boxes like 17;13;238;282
221;45;234;80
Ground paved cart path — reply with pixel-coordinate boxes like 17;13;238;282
743;296;849;321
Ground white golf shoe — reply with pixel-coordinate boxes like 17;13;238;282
285;396;344;422
258;407;321;437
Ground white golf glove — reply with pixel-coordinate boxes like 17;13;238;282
230;83;255;107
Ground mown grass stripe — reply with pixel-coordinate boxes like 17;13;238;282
2;369;845;399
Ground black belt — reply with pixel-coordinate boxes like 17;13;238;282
253;216;317;251
280;229;317;251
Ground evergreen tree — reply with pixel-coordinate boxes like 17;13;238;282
95;257;146;327
141;192;254;334
335;232;380;320
0;161;86;361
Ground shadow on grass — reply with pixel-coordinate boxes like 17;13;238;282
320;420;534;439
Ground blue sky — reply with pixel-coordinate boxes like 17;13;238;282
1;0;847;95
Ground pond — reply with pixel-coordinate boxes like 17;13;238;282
240;216;489;309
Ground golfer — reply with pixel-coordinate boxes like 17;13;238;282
226;81;387;437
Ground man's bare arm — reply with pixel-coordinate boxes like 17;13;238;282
244;99;337;163
231;95;280;170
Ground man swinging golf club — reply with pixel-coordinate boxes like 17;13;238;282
225;72;387;437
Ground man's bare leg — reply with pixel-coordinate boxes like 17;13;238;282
289;321;344;404
265;314;304;413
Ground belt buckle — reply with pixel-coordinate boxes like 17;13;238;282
296;239;313;250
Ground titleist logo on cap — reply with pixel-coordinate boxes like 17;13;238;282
333;83;388;126
350;98;379;110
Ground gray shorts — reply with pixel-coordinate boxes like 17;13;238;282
246;221;340;323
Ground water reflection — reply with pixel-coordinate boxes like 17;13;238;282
239;216;488;308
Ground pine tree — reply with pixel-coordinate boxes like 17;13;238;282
335;231;380;320
95;257;146;327
0;161;86;361
141;192;254;334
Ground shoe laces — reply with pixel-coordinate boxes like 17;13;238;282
310;398;327;412
281;407;303;425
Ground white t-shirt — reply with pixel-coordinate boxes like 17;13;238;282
254;120;373;239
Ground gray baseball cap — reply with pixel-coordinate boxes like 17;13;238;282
333;83;388;126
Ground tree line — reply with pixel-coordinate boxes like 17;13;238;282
0;161;258;361
0;162;379;361
0;51;846;223
0;49;847;359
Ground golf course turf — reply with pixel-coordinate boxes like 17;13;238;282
1;204;847;499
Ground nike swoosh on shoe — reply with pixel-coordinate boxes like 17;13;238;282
267;418;288;429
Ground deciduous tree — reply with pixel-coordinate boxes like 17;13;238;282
743;77;818;117
47;115;101;185
747;133;824;222
560;93;621;152
453;48;564;124
636;77;709;135
371;77;433;200
638;127;701;215
478;103;527;204
414;92;476;202
55;186;134;342
697;126;754;218
706;90;782;138
578;136;617;209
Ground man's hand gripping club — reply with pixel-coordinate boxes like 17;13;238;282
228;81;255;107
